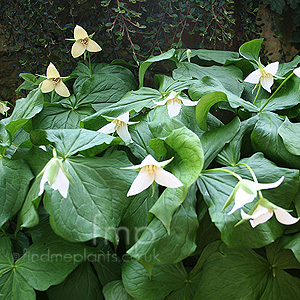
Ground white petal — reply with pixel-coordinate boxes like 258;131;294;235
250;210;273;228
260;74;274;93
71;41;86;58
167;102;182;117
264;61;279;76
51;168;69;198
251;205;270;219
244;69;262;84
38;167;49;196
253;176;284;191
227;187;256;215
86;39;102;52
140;154;161;168
154;167;183;188
153;99;168;106
117;112;130;123
274;207;300;225
97;122;116;134
181;98;199;106
40;79;55;94
165;91;178;101
46;63;60;78
127;168;154;196
116;124;132;142
157;157;174;168
294;67;300;78
241;209;251;220
74;25;88;40
55;81;70;98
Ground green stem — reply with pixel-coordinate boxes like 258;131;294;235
50;90;54;103
88;52;92;76
259;72;294;112
203;168;242;181
252;84;261;105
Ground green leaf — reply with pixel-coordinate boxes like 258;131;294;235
239;38;264;64
277;55;300;77
139;49;175;88
263;0;285;14
30;128;115;157
103;280;133;300
278;117;300;155
155;74;195;93
47;262;103;300
0;157;33;227
122;260;187;299
282;232;300;263
198;153;299;248
191;49;239;64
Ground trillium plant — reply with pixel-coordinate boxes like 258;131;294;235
1;35;300;299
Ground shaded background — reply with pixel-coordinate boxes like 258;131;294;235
0;0;300;103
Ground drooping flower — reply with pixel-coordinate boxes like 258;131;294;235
71;25;102;58
38;152;70;198
98;112;137;142
244;61;279;93
241;199;299;228
225;176;284;215
0;101;10;115
153;91;199;118
123;154;183;196
40;63;70;97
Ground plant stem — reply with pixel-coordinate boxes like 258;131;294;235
259;72;294;112
252;84;261;105
203;168;242;181
50;90;54;103
88;52;92;76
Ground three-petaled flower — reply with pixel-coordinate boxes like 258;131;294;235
98;112;137;142
38;151;70;198
123;154;183;197
71;25;102;58
241;198;299;228
244;61;279;93
0;101;9;115
153;91;198;118
40;63;70;97
225;176;284;215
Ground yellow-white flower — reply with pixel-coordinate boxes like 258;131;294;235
98;112;137;142
0;102;10;115
244;61;279;93
124;154;183;197
71;25;102;58
40;63;70;97
38;156;70;199
241;200;299;228
153;91;199;118
225;176;284;215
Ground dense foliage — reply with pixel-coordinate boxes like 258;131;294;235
2;30;300;299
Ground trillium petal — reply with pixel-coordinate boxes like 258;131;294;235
140;154;161;168
274;207;300;225
153;99;168;106
74;25;88;40
264;61;279;76
250;210;273;228
97;122;116;134
165;91;178;101
117;112;130;123
38;167;49;196
181;98;199;106
116;124;132;142
253;176;284;191
167;102;182;117
51;168;69;198
71;41;86;58
41;79;55;93
46;63;60;78
244;69;262;84
154;167;183;188
86;39;102;52
127;168;154;196
260;74;274;93
294;67;300;77
55;81;70;98
227;187;256;215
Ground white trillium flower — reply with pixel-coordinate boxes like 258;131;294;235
244;61;279;93
241;202;300;228
123;154;183;197
0;102;10;115
153;91;199;118
38;157;70;199
226;176;284;215
293;67;300;78
98;112;137;142
40;63;70;97
71;25;102;58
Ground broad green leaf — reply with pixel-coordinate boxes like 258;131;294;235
0;121;11;149
282;232;300;263
0;157;33;227
200;117;241;169
127;184;198;266
103;280;133;300
122;259;187;299
47;262;103;300
198;153;299;248
278;117;300;155
191;49;239;64
239;38;264;64
139;49;175;88
30;128;115;157
277;55;300;77
82;87;161;131
155;74;195;93
6;88;44;135
43;152;139;243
